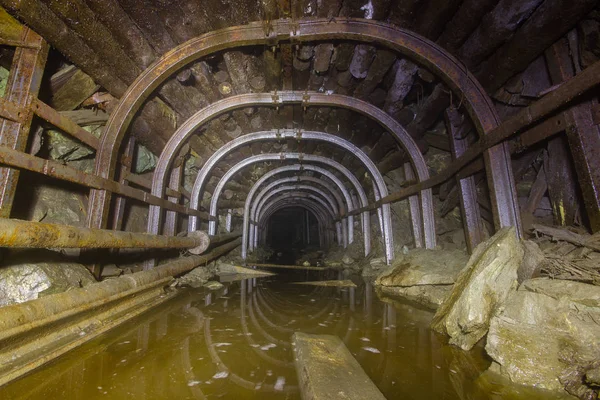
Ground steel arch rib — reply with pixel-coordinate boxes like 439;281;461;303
259;197;334;248
257;197;331;247
89;18;520;245
203;153;378;260
252;185;339;247
247;177;347;252
255;191;337;247
240;166;361;259
188;129;390;258
260;198;333;248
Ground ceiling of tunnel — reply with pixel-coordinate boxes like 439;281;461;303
1;0;598;233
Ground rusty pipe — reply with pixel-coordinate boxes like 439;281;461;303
0;238;241;341
0;217;210;252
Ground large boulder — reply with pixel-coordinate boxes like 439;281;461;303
431;227;523;350
377;284;452;310
0;256;95;307
486;278;600;398
375;248;468;287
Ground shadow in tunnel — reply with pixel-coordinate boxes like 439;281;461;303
265;207;320;265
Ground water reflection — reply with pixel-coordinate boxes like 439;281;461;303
0;272;569;400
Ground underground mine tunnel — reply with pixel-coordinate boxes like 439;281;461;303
0;0;600;399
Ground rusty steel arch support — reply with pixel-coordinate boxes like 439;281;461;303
188;129;390;257
259;197;334;249
203;153;379;261
241;165;362;259
89;18;520;245
251;184;341;249
152;95;418;261
255;192;337;250
247;177;347;251
258;197;335;249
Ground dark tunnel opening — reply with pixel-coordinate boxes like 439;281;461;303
265;207;320;265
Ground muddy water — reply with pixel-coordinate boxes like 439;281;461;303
0;271;568;400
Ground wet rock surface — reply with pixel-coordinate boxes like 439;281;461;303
375;248;468;287
431;227;523;350
0;251;95;307
378;285;452;310
373;248;467;310
486;278;600;398
176;265;216;288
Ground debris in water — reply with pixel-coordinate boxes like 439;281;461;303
362;347;381;354
293;280;356;287
261;343;277;351
187;380;201;387
212;371;229;379
214;343;232;347
274;376;286;391
360;337;370;342
318;323;327;327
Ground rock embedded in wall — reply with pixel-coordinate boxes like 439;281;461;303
431;227;523;350
0;252;95;307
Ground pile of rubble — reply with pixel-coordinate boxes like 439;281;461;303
374;226;600;399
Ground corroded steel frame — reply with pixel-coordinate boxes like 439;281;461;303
259;197;334;248
252;184;340;247
241;164;361;259
248;177;345;247
203;153;375;259
88;18;522;249
151;94;423;261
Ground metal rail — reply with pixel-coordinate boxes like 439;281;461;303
0;144;208;219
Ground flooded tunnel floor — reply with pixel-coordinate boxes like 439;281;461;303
0;271;570;400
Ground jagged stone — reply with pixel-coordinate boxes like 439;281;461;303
134;143;157;173
342;254;355;265
431;227;523;350
204;281;224;290
176;266;215;288
378;285;452;310
518;240;545;283
0;254;95;307
47;124;102;162
485;279;600;396
375;248;468;287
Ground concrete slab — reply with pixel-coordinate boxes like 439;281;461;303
292;332;387;400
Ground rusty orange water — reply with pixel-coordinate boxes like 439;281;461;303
0;271;570;399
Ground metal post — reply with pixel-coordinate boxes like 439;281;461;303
0;28;48;217
445;108;486;253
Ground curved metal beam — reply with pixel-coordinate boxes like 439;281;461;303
247;177;346;251
89;18;519;249
240;164;357;250
188;129;392;260
240;166;362;259
260;197;334;249
203;153;378;259
149;96;424;259
252;190;340;249
259;197;335;249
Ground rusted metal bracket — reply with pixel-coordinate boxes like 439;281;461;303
0;97;23;123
